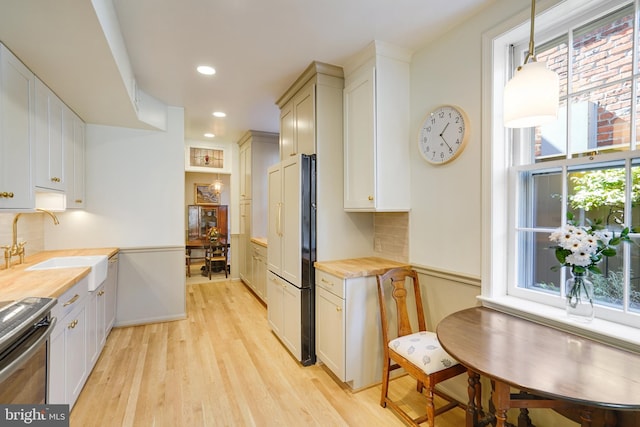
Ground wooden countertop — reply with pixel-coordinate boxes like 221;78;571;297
0;248;119;302
250;237;268;247
314;257;409;279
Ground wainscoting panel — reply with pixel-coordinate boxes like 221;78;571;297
115;246;186;327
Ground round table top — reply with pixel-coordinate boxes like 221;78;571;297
436;306;640;410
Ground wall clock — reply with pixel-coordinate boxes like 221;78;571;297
418;105;469;165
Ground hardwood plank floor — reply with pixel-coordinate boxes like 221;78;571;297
71;280;466;426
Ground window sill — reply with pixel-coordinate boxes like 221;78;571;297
478;295;640;354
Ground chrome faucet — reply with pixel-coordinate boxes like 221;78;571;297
3;209;59;269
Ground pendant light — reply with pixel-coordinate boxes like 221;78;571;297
504;0;559;128
210;174;223;196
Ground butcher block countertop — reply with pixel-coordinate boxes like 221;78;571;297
250;237;268;248
0;248;119;302
314;257;409;279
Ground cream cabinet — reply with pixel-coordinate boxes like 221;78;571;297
237;131;278;289
266;271;301;360
239;199;251;284
34;77;66;192
279;80;315;159
249;241;267;302
343;41;411;212
0;43;35;210
315;269;387;390
276;62;344;161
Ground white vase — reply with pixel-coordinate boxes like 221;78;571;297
566;270;594;322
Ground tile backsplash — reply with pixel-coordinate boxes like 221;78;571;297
0;213;46;258
373;212;409;263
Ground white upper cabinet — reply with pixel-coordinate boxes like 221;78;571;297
343;41;411;212
35;77;66;192
0;44;35;210
67;111;85;208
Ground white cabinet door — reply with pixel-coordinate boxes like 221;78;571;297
86;289;98;370
48;323;65;404
66;302;87;409
344;69;376;210
34;78;65;191
293;82;315;156
105;255;118;334
282;280;301;360
239;200;252;283
67;113;85;208
281;156;301;286
343;43;411;212
0;44;34;209
279;101;294;159
266;271;283;336
239;141;251;200
316;286;345;379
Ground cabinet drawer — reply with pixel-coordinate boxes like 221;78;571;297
315;270;344;299
52;277;88;320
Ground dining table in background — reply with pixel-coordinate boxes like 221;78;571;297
436;306;640;427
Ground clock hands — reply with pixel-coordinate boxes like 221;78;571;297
439;122;453;152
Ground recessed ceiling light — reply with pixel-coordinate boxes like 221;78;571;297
197;65;216;75
204;133;215;138
212;111;226;118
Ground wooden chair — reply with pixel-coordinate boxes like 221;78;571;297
205;238;228;279
376;267;466;427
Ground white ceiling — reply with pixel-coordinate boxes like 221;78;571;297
0;0;496;144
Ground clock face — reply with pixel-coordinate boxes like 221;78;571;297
418;105;469;165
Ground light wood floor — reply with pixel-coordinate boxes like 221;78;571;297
70;279;467;426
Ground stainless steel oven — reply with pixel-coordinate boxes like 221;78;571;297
0;297;56;404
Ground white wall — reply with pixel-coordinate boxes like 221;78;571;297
410;1;579;426
44;106;187;325
409;0;530;276
44;106;185;248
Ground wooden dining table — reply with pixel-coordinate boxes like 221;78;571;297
436;306;640;427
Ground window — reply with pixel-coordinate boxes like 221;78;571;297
484;0;640;339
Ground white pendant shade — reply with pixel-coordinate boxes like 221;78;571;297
504;61;559;128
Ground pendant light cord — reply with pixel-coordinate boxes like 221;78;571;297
523;0;537;65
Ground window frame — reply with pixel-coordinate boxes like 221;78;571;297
482;0;640;351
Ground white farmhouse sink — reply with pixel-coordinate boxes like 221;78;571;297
27;255;108;291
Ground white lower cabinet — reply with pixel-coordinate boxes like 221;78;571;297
49;277;89;408
49;253;119;408
267;271;301;360
315;269;386;390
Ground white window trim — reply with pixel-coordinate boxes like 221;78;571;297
481;0;640;352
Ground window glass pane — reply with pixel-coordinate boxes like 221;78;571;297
631;163;640;230
536;100;568;162
591;248;624;310
538;37;569;98
567;164;626;229
567;82;632;156
630;236;640;313
572;5;634;93
517;230;561;295
519;170;563;228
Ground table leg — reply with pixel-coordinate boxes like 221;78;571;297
466;370;480;427
493;381;511;427
580;407;593;427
